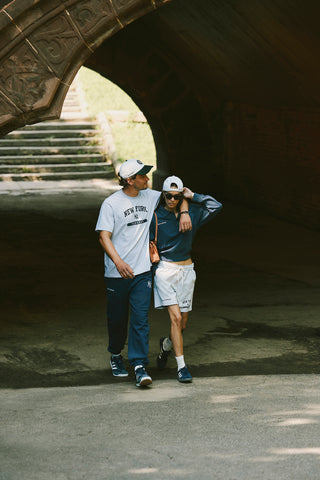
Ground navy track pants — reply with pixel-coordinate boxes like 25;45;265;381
104;270;152;367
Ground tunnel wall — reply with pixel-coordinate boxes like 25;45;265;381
1;0;319;230
85;26;216;195
86;6;320;230
223;103;320;228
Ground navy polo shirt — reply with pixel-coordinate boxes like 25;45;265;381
150;193;222;262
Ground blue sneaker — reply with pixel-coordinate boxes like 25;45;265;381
135;366;152;387
177;366;192;383
110;355;128;377
157;337;171;369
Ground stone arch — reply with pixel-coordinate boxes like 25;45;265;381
1;0;320;228
84;22;214;192
0;0;171;136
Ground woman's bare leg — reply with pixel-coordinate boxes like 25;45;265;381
167;304;183;357
167;306;192;381
181;312;189;333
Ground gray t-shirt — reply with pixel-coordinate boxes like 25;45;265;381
96;188;160;278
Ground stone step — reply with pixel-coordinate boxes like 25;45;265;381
64;92;78;98
61;108;83;114
0;137;101;147
19;121;99;131
0;145;103;155
6;129;100;139
62;103;81;109
0;154;105;165
0;170;116;182
0;162;113;174
63;94;78;99
62;96;80;102
62;103;80;108
62;102;83;109
60;113;92;120
60;103;83;109
63;96;80;103
0;73;116;182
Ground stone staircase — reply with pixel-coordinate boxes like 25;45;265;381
0;77;116;182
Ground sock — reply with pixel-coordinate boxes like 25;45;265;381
111;353;121;358
134;364;144;372
163;337;173;351
176;355;185;371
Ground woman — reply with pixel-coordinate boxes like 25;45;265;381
150;175;222;382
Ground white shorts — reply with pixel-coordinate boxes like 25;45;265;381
153;261;196;312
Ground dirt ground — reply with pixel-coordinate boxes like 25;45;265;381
0;180;319;388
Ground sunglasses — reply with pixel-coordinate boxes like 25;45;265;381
164;192;183;200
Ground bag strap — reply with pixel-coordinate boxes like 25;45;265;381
154;212;158;244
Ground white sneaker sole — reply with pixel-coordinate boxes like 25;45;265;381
178;377;192;383
110;360;128;377
112;371;129;377
136;376;152;387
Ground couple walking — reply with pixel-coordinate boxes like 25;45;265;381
95;159;222;387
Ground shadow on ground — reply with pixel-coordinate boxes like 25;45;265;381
0;184;319;389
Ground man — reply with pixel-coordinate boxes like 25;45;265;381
95;159;191;387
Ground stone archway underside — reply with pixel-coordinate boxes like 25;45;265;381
0;0;171;136
1;0;320;229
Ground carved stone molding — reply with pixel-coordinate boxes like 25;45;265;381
0;0;172;136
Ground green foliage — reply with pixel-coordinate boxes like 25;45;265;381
78;67;156;167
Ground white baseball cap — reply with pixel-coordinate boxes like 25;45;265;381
119;159;153;179
162;175;184;192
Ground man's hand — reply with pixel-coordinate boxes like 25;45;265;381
179;191;192;232
183;187;194;200
115;259;135;279
99;231;135;279
179;213;192;232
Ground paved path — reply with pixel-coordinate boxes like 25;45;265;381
0;178;118;195
1;376;320;480
0;180;319;479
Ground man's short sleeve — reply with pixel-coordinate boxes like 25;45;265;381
95;201;114;233
152;189;161;209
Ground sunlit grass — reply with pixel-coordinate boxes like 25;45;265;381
78;67;156;167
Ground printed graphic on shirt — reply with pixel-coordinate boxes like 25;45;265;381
127;219;148;226
124;205;149;227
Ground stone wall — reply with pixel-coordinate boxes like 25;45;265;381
223;103;320;229
0;0;171;136
1;0;320;230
